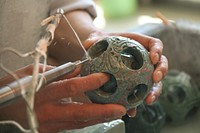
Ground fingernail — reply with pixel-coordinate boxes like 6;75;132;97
100;73;110;84
153;53;159;64
127;112;136;118
156;71;163;83
150;95;156;104
127;109;137;118
147;94;156;105
117;110;126;117
113;107;126;118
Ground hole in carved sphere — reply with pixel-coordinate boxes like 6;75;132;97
121;47;143;70
142;105;157;123
128;84;148;104
98;73;117;97
88;39;109;59
186;107;198;119
166;116;172;123
167;85;186;104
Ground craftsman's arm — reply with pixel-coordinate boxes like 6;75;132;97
48;0;98;63
48;10;98;63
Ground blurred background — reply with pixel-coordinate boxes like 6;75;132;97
93;0;200;133
93;0;200;32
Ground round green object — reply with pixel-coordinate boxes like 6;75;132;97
122;102;166;133
81;36;154;110
160;70;200;123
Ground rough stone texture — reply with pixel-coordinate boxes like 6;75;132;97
160;70;200;123
81;36;154;110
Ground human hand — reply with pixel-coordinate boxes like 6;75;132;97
0;64;55;87
84;32;168;117
0;64;126;133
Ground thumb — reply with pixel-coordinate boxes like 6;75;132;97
84;31;109;49
84;36;101;49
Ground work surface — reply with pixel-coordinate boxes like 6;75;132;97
161;109;200;133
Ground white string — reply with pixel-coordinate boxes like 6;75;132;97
60;12;90;60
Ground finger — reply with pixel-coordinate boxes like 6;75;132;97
23;64;55;75
36;103;126;123
40;117;121;133
84;32;107;49
110;33;163;64
38;64;55;73
85;33;164;65
110;33;162;50
153;55;168;83
39;64;81;83
57;66;81;80
84;36;104;50
145;82;163;105
126;108;137;118
84;36;100;49
0;64;55;87
149;42;163;65
37;73;109;103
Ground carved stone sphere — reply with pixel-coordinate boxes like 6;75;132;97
160;70;200;123
122;102;166;133
81;36;154;110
